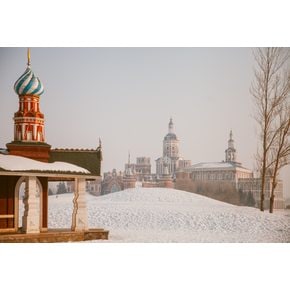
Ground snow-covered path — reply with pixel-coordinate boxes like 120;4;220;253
48;188;290;242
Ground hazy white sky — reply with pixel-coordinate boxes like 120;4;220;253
0;48;289;197
1;0;290;285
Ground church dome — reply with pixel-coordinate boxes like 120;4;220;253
164;133;177;140
14;66;44;96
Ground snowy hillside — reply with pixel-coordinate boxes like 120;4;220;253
48;188;290;242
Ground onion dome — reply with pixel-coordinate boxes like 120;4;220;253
14;49;44;96
14;67;44;96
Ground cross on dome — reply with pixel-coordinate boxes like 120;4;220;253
169;117;174;133
27;48;31;67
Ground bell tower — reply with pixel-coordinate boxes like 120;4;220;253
225;130;237;163
6;48;51;162
163;118;179;159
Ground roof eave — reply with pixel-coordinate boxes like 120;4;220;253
0;170;100;179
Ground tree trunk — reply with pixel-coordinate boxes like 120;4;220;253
260;192;264;211
269;173;278;213
269;177;277;213
269;195;275;213
260;162;266;212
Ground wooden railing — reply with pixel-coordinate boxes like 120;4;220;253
0;214;14;219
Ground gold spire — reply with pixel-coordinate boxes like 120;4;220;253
27;48;31;66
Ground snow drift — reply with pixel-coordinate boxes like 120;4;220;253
48;187;290;242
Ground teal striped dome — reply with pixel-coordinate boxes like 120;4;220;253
14;66;44;96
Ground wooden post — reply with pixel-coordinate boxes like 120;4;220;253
22;176;40;233
71;178;88;231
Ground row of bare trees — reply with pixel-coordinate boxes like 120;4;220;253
251;48;290;212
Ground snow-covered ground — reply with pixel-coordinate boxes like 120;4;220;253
47;188;290;242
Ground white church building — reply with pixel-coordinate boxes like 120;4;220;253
177;130;285;209
185;130;253;185
155;118;191;178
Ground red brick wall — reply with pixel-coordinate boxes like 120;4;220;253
6;143;51;162
0;176;20;229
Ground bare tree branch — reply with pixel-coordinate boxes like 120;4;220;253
251;47;290;212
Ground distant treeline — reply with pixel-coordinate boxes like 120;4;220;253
175;179;255;207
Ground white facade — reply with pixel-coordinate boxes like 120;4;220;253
184;162;253;187
238;177;285;209
124;156;151;181
177;130;285;209
156;118;190;177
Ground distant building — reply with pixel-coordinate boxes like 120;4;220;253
177;131;253;185
238;177;285;209
157;164;174;189
184;161;253;186
86;180;101;196
123;154;137;189
177;131;285;209
136;157;151;177
178;159;192;170
125;156;151;181
101;169;124;194
156;118;191;178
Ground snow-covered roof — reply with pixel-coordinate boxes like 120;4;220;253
192;162;234;168
0;154;90;174
190;162;251;171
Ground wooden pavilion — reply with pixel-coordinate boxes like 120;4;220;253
0;151;108;243
0;49;108;242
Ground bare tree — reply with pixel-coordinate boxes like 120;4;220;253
268;103;290;212
251;48;290;211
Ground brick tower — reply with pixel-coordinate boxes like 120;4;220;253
6;49;51;162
